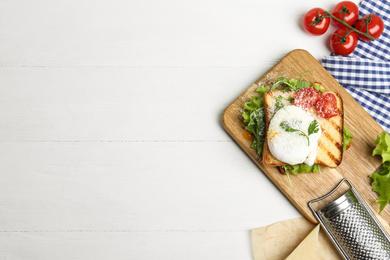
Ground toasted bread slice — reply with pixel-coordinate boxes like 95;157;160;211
262;90;344;168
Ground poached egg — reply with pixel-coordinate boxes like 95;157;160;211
267;105;321;166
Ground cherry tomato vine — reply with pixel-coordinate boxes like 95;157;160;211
302;1;385;56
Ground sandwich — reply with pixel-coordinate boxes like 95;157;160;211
263;89;343;168
242;76;353;177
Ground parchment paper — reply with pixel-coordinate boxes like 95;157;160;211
251;217;342;260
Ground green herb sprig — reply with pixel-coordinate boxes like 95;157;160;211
280;120;319;146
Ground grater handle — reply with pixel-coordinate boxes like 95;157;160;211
308;178;351;213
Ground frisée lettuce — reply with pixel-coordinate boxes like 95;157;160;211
242;86;269;155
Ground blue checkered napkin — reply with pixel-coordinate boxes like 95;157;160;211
322;0;390;133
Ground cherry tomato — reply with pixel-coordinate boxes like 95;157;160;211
294;86;320;110
331;1;359;27
316;93;338;118
303;8;330;36
330;27;358;56
354;14;384;41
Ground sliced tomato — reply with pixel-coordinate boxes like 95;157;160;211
316;93;338;118
294;86;320;110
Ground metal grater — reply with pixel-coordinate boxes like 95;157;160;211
308;178;390;260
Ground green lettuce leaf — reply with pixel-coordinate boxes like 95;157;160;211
372;131;390;163
370;161;390;214
282;164;321;175
370;131;390;213
343;125;353;152
272;76;324;92
282;164;321;185
311;83;325;92
242;85;270;155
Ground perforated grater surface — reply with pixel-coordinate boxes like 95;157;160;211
308;178;390;260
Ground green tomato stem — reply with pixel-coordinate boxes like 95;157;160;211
324;11;376;41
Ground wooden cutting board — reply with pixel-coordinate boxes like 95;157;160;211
223;49;390;229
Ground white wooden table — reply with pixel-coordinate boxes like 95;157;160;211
0;0;360;259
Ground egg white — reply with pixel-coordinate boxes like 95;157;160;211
267;105;321;166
